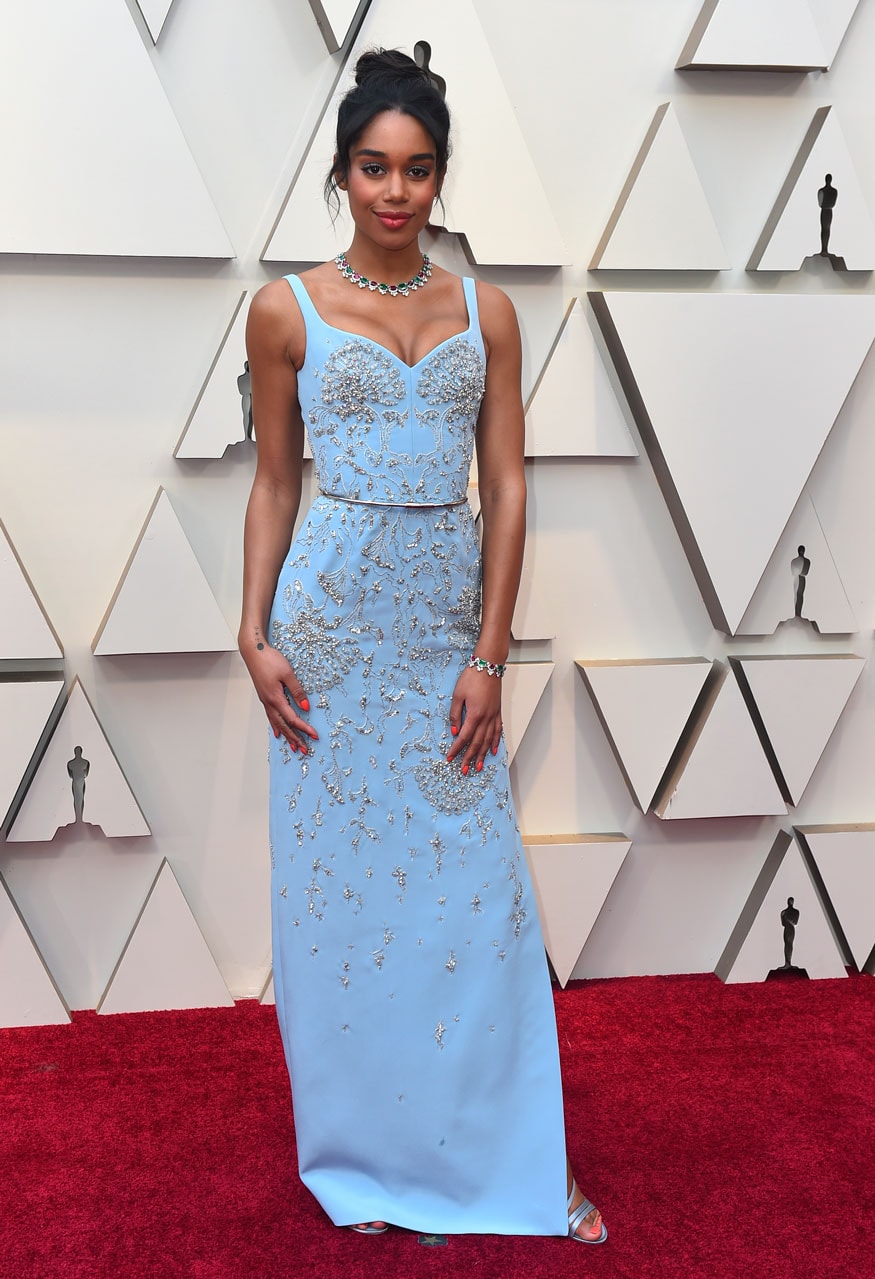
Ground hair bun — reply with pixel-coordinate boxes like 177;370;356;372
354;48;426;87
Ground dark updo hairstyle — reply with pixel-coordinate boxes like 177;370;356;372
324;47;451;217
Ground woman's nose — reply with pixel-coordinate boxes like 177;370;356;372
384;170;407;201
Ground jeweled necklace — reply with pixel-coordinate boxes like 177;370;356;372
334;250;432;298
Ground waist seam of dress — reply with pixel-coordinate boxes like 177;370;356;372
318;490;468;509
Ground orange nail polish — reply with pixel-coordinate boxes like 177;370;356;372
299;697;310;712
476;760;483;772
462;763;469;776
451;725;459;736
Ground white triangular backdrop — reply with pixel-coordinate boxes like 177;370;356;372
503;663;554;764
732;655;864;805
0;0;233;256
807;0;862;64
98;859;235;1014
524;299;639;458
737;490;857;635
0;677;65;829
591;103;729;271
0;519;63;660
578;659;713;811
7;680;151;843
93;489;236;655
512;557;557;641
595;291;875;633
716;832;847;983
135;0;175;43
657;668;786;819
750;107;875;271
175;292;252;460
524;836;631;986
307;0;369;52
0;875;70;1027
796;825;875;971
679;0;831;70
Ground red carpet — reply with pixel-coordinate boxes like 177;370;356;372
2;973;872;1279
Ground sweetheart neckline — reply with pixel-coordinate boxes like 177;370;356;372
322;321;475;371
286;276;478;371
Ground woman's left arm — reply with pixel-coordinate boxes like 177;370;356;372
446;283;526;773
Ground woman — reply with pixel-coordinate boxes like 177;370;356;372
239;48;605;1243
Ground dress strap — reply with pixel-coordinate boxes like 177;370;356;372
284;273;320;326
462;276;480;330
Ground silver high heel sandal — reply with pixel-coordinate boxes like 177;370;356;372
567;1178;608;1244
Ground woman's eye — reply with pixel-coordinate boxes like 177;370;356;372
408;167;431;179
361;163;384;176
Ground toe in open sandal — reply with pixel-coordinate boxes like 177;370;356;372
567;1178;608;1244
349;1222;389;1235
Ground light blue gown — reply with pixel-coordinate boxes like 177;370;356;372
268;273;568;1235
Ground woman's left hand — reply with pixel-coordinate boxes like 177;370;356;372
446;666;503;773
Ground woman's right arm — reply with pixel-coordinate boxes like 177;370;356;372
238;282;317;751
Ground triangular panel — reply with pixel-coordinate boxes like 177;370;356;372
0;1;232;257
98;859;234;1014
716;831;847;983
135;0;175;43
308;0;369;52
578;659;713;811
93;489;236;655
677;0;828;71
0;519;63;660
524;835;631;987
796;825;875;971
750;108;875;272
511;557;557;641
174;292;253;460
0;875;70;1027
7;679;150;842
260;971;276;1005
502;663;554;764
264;0;568;265
591;291;875;633
0;677;65;830
807;0;862;65
591;104;729;271
657;668;786;819
732;655;864;806
738;490;856;636
524;299;639;458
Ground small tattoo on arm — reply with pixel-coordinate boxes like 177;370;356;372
255;627;265;652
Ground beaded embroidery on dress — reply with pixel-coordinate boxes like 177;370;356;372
268;274;567;1236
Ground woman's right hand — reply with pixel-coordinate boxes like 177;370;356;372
243;643;318;754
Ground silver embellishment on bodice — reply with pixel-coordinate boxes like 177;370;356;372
415;337;486;423
319;340;405;423
303;335;485;506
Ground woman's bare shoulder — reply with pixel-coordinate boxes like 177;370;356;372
250;266;332;311
249;278;294;327
248;277;306;365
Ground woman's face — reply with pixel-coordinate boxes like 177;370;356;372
339;109;441;253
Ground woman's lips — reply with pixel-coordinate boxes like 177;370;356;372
375;212;412;228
